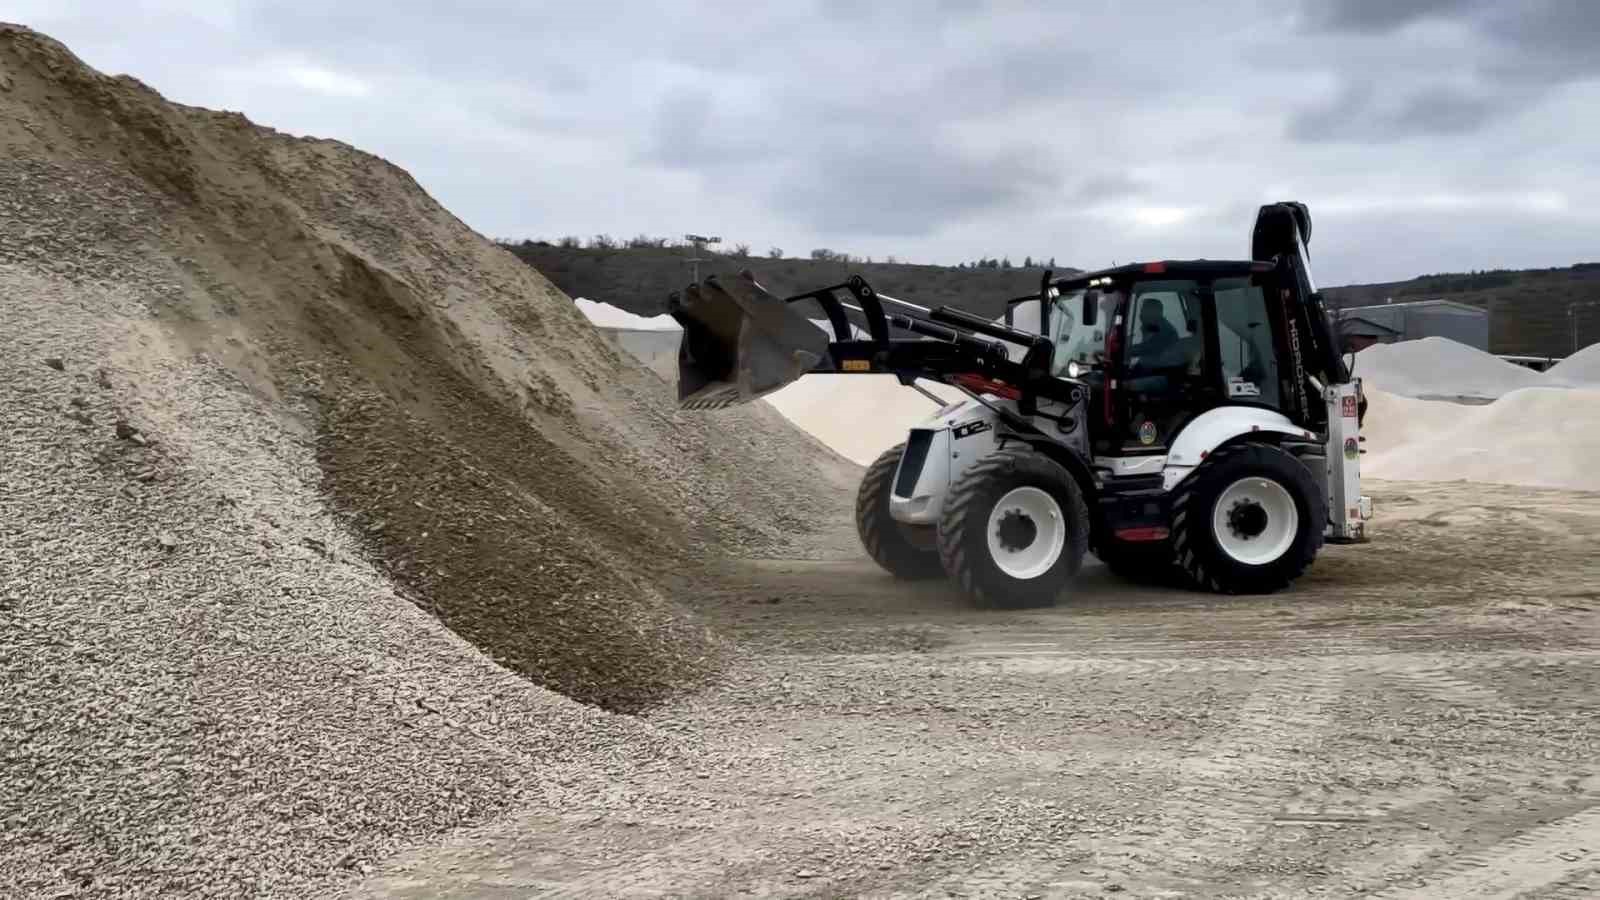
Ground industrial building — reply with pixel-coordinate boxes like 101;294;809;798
1337;298;1489;352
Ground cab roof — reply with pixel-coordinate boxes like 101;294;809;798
1055;259;1274;290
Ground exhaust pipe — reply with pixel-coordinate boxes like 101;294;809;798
668;270;830;409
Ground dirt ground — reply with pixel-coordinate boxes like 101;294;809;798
348;480;1600;899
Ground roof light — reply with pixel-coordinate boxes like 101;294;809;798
1142;262;1166;274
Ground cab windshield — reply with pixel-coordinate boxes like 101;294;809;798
1048;289;1118;376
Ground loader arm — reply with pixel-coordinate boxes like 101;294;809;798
669;270;1069;410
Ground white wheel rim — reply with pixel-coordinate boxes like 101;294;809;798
986;486;1066;580
1211;477;1299;566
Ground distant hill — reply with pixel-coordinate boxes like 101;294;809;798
504;242;1080;322
1324;263;1600;357
506;243;1599;359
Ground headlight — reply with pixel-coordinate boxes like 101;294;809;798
1066;360;1084;378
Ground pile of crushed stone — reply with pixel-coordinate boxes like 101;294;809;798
1546;342;1600;387
1353;336;1548;400
1361;384;1600;491
0;268;674;896
0;23;855;897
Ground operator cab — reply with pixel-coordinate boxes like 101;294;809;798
1043;259;1316;458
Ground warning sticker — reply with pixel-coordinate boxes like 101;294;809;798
1341;396;1358;418
1228;378;1261;399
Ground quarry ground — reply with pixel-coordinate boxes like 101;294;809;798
354;480;1600;899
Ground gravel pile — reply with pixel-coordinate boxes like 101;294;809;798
0;22;855;897
0;268;673;896
316;385;720;711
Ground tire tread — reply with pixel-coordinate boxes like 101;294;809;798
936;445;1090;608
856;443;943;579
1170;442;1323;594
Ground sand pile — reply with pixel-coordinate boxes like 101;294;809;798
574;296;678;330
1362;386;1600;490
1546;342;1600;387
1353;336;1547;400
0;23;854;897
1348;339;1600;490
762;376;964;465
575;296;954;464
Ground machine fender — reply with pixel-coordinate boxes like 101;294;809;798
1160;405;1313;492
1014;436;1099;503
889;401;1005;526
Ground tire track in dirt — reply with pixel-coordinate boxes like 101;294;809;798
1372;803;1600;899
1381;666;1509;709
934;629;1597;895
1063;664;1350;894
949;646;1600;681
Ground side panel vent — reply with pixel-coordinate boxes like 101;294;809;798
894;430;935;497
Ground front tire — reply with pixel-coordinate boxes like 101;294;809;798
857;443;944;579
937;446;1090;608
1170;443;1324;594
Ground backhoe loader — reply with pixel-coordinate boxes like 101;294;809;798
668;202;1371;607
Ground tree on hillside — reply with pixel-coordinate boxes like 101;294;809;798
768;246;784;259
558;235;581;249
1049;256;1057;267
590;234;617;250
1024;256;1033;268
732;242;751;258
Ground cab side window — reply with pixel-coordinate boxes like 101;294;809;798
1126;284;1201;375
1213;278;1282;409
1120;280;1208;449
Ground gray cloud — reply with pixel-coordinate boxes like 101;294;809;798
768;136;1064;236
11;0;1600;284
1073;174;1149;203
1289;82;1507;142
1307;0;1486;33
1287;0;1600;145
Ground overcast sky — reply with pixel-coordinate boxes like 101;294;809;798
12;0;1599;284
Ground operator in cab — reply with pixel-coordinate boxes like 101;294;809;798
1131;298;1180;361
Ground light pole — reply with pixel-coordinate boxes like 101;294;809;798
1570;301;1600;355
684;233;721;283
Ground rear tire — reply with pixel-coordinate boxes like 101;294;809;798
856;443;943;580
1170;443;1324;594
937;446;1090;608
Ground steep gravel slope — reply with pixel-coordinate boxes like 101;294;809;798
0;22;855;898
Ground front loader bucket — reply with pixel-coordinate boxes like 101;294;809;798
669;271;830;409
